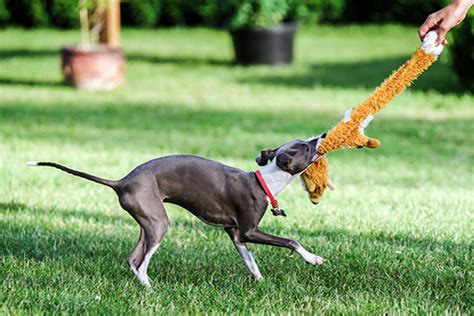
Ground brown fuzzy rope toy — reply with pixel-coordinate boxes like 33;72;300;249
301;31;444;204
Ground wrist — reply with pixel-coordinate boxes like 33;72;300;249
451;0;473;11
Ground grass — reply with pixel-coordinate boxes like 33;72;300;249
1;25;473;314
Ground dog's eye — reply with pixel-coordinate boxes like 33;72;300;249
288;150;298;156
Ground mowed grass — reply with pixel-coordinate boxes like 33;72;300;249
1;25;473;314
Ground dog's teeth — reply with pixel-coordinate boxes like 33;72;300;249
26;161;38;166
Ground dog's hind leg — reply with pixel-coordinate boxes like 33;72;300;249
127;227;145;276
225;227;263;280
120;190;169;287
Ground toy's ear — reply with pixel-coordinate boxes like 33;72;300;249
256;148;278;166
366;137;381;148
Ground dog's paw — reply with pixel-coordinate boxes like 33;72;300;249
296;246;325;265
302;252;324;265
306;254;324;265
254;274;264;281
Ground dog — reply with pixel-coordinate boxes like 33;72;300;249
27;134;326;286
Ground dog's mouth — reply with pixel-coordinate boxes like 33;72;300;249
311;153;323;162
308;133;327;162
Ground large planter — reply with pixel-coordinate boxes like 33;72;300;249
61;45;125;90
230;23;296;65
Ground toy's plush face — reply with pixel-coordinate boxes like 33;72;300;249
256;134;326;175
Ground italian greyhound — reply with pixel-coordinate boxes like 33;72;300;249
27;134;326;286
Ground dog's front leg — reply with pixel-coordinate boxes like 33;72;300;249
241;228;324;265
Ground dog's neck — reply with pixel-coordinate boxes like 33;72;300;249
257;160;299;197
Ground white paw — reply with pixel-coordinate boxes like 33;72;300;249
138;273;151;287
253;272;264;281
131;265;152;287
254;275;264;281
296;246;324;265
306;254;324;265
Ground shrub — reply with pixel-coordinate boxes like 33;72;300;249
1;0;463;28
49;0;79;28
286;0;315;23
185;0;225;26
6;0;49;27
158;0;229;27
342;0;450;25
122;0;160;27
225;0;346;28
450;10;473;92
311;0;344;23
227;0;290;29
194;0;224;26
0;0;10;25
159;0;186;25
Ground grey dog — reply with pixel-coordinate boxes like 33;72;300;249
28;135;326;286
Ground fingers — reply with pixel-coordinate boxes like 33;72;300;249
436;20;454;46
419;15;438;40
421;2;471;45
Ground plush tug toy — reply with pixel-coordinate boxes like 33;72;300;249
301;30;444;204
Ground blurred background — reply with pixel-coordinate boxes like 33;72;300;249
0;0;472;89
1;0;473;314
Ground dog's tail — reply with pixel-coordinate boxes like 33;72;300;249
26;161;120;190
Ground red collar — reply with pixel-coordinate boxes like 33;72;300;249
254;170;279;209
254;170;287;217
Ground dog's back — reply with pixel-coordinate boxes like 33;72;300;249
119;155;265;226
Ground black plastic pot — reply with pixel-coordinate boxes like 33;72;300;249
230;22;296;65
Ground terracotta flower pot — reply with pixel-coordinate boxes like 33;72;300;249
61;45;125;90
230;22;296;65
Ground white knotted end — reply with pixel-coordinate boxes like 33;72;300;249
358;114;374;135
421;30;444;56
343;108;353;123
26;161;39;166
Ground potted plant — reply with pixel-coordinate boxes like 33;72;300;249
228;0;303;65
61;0;124;90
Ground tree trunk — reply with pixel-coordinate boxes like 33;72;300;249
99;0;121;48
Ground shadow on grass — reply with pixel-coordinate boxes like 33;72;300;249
0;201;126;224
0;48;230;67
0;48;466;94
0;48;229;88
0;77;62;87
0;48;58;59
2;201;471;309
1;101;471;161
126;53;231;66
238;55;464;94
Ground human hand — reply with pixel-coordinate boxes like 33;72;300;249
419;0;473;45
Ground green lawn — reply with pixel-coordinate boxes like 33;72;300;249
1;25;473;314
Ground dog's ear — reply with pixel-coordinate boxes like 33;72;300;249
276;153;293;170
256;148;278;166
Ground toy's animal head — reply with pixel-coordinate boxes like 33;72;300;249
256;134;326;175
301;131;381;205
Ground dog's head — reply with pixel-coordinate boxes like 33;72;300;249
256;133;327;175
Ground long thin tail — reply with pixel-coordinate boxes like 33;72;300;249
27;161;120;190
